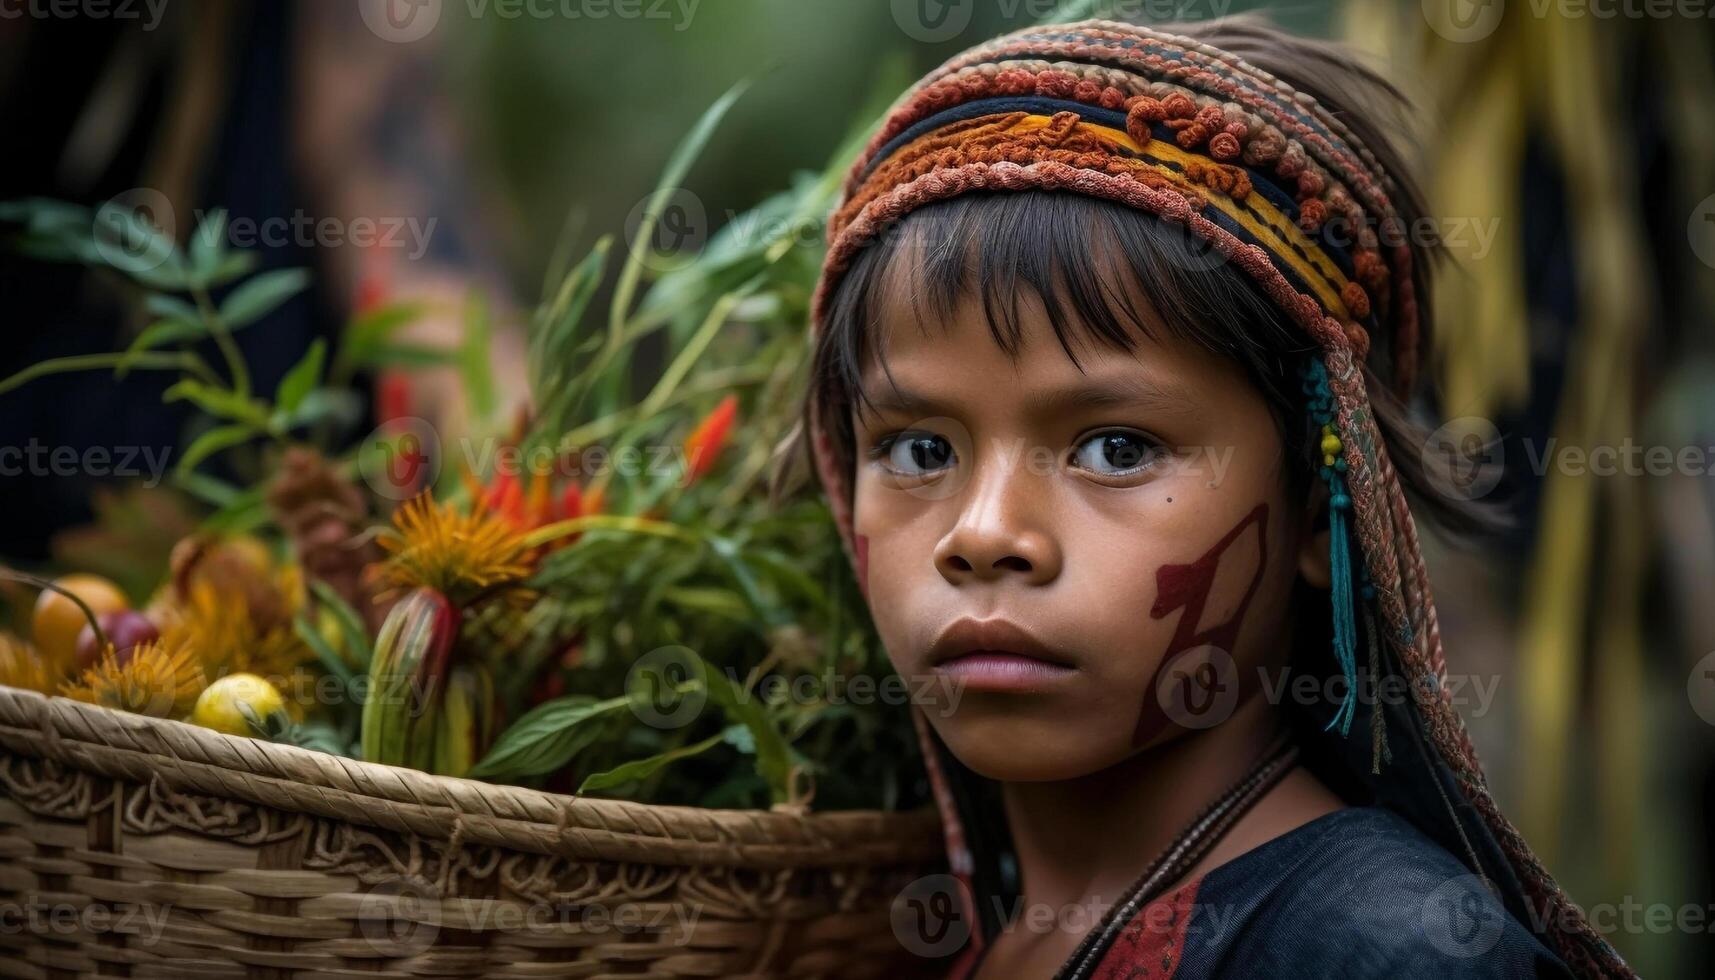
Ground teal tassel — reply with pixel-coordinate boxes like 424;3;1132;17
1325;465;1359;735
1302;357;1360;736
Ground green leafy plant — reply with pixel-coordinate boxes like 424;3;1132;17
0;62;947;813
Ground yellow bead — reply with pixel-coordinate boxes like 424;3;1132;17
1320;432;1342;458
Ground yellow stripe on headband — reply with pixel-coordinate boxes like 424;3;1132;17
1001;114;1353;321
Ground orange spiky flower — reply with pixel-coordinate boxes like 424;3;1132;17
683;394;739;484
377;492;535;605
0;631;55;695
157;577;312;684
62;639;206;718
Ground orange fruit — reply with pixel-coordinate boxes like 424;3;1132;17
33;574;129;669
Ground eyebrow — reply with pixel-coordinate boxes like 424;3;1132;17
858;371;1201;421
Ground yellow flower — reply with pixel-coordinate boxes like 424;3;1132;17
62;639;206;718
0;631;56;694
157;579;311;682
377;493;534;603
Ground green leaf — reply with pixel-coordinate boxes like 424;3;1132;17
308;580;373;668
163;380;271;426
356;343;458;370
0;197;91;234
116;319;203;376
175;423;258;475
0;351;199;397
196;483;269;534
275;388;362;432
294;614;356;687
336;302;424;379
203;250;256;287
91;198;182;281
467;694;633;780
459;291;496;420
528;237;609;419
189;208;228;283
660;586;751;622
578;731;726;794
1035;0;1111;23
699;652;793;804
219;268;310;328
607;78;752;365
145;293;201;323
723;723;755;754
174;471;244;506
274;338;326;416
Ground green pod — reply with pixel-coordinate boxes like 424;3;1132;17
431;662;493;778
360;588;458;768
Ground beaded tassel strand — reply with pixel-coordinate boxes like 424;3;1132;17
1302;357;1360;736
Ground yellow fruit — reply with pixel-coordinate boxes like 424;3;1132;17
191;673;287;737
32;574;129;669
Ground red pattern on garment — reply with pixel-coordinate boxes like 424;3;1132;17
1091;877;1203;980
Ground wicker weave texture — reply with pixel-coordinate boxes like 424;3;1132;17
0;687;946;979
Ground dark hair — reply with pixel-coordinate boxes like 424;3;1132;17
781;15;1495;541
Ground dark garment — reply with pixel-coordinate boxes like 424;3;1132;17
956;806;1572;979
1100;805;1571;979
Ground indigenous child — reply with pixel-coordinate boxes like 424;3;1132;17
794;16;1634;980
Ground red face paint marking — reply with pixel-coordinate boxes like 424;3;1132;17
1133;503;1268;746
854;533;871;600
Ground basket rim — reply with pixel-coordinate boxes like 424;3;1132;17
0;685;942;869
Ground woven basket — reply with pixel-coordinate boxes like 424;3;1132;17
0;686;948;979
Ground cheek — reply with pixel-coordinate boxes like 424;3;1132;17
850;479;931;665
1061;485;1299;750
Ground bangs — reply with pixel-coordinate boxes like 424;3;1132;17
810;191;1312;480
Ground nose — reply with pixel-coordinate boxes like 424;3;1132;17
933;452;1063;587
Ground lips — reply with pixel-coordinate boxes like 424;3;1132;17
929;617;1072;666
927;617;1078;691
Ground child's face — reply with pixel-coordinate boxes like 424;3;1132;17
850;286;1318;783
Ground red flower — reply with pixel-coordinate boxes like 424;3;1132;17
682;394;738;485
376;371;412;426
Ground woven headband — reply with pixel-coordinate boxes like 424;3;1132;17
811;19;1422;395
803;18;1632;980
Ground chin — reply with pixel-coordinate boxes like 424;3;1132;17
929;710;1123;783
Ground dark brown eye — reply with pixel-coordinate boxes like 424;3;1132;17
1072;430;1162;476
883;432;955;476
